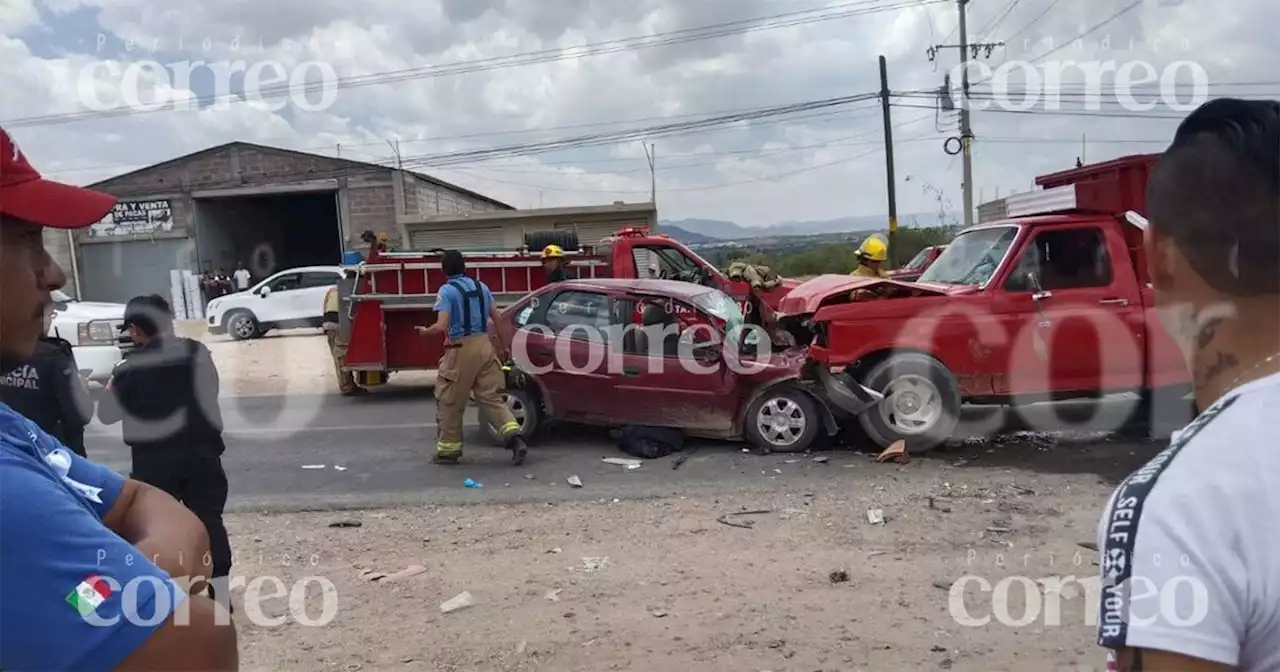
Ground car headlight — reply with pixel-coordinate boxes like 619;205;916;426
78;320;117;344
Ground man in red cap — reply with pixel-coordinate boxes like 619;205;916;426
0;128;238;670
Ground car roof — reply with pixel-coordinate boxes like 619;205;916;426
274;266;343;274
546;278;715;300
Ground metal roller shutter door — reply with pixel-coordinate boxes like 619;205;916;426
78;238;196;304
409;226;503;250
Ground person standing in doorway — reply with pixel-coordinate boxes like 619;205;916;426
0;307;94;456
322;271;363;396
415;250;528;465
232;262;251;292
1096;98;1280;670
97;293;234;610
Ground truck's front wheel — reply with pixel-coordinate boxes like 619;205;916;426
857;353;961;453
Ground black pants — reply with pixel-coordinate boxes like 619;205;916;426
131;454;232;585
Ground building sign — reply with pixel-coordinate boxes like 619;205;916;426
89;200;174;237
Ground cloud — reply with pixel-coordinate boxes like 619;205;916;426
2;0;1271;227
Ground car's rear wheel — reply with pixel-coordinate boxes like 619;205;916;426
484;388;541;446
857;353;961;453
743;387;821;453
225;311;259;341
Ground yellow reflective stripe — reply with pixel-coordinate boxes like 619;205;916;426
436;441;462;449
498;421;520;436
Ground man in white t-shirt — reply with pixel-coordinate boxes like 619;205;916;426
232;263;251;291
1097;98;1280;670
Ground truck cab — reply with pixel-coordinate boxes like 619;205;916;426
782;155;1193;452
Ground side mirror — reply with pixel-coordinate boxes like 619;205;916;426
258;286;272;297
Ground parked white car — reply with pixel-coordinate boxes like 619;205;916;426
47;289;128;383
205;266;344;341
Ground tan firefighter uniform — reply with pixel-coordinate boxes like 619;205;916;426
322;285;359;394
433;275;523;463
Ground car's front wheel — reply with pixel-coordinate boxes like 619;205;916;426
224;311;260;341
743;387;821;453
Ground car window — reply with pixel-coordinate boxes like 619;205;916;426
267;273;302;292
1004;227;1113;292
902;248;931;272
533;290;611;341
300;271;339;288
514;304;534;327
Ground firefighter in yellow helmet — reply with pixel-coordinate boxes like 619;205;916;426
852;234;891;279
541;244;569;283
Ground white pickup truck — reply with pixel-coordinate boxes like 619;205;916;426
48;289;130;383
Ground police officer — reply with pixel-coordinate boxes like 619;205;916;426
852;234;891;278
415;250;528;465
0;307;93;456
322;271;363;395
541;244;568;282
96;294;233;606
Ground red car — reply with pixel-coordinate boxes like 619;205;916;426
486;279;881;453
888;244;947;282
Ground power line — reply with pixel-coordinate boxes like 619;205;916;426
892;101;1187;119
3;0;941;129
1001;0;1063;44
976;0;1022;42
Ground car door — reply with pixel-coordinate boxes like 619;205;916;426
516;288;614;419
299;271;341;321
993;223;1144;395
607;294;738;433
257;272;305;322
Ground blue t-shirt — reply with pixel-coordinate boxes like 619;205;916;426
433;275;495;341
0;402;187;671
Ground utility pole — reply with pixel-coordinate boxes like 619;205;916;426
642;142;656;203
1081;133;1087;163
957;0;974;228
927;0;1001;228
878;55;899;268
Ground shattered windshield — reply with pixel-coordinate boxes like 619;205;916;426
691;289;744;330
918;226;1018;286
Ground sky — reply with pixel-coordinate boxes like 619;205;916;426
1;0;1271;227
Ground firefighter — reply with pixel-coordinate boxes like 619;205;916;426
415;250;528;465
0;307;93;456
541;244;568;282
96;294;234;609
852;234;891;278
322;272;363;395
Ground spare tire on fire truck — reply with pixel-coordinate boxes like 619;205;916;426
524;230;580;253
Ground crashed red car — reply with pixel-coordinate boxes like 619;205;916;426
487;278;880;453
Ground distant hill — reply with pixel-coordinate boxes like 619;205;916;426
662;213;957;239
659;225;718;244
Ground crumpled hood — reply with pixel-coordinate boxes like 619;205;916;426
775;274;973;316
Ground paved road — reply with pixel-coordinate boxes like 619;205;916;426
81;386;1167;512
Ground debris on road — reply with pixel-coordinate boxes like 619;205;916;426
933;579;953;591
650;609;668;618
523;474;536;480
301;464;325;469
547;547;562;554
927;496;952;513
812;455;830;464
328;520;362;528
544;589;562;602
671;444;701;469
1078;540;1098;551
358;569;388;582
383;564;427;582
580;557;609;573
829;569;850;584
567;475;584;488
440;591;475;613
334;465;347;471
602;457;642;468
875;440;910;464
463;478;483;489
866;508;886;525
716;509;772;529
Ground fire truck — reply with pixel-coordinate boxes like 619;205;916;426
337;227;800;385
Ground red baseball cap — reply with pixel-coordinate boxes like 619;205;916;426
1;126;117;229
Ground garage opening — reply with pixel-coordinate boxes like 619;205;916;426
194;191;342;281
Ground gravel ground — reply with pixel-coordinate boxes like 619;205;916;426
224;456;1124;672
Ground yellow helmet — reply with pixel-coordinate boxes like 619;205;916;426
541;244;564;259
857;234;888;262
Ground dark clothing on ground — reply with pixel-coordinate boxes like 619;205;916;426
0;337;93;457
96;334;231;583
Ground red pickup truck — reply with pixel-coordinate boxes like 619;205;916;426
888;244;946;282
778;155;1194;452
340;227;799;382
